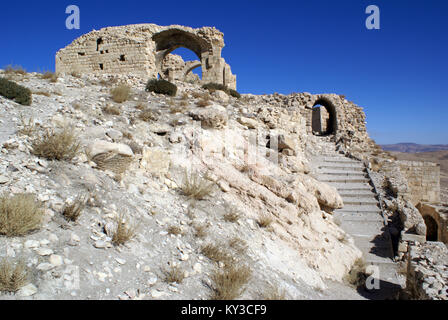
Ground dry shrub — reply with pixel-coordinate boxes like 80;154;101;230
18;114;36;136
167;225;183;236
210;264;252;300
201;244;232;263
110;85;131;103
135;103;145;111
228;237;248;255
181;171;215;200
4;65;27;75
138;109;159;122
111;212;138;246
197;98;211;108
170;104;188;114
223;210;240;223
41;72;58;83
193;224;207;238
91;152;133;176
0;193;43;237
263;285;286;300
102;105;121;116
121;131;133;140
33;90;51;97
62;194;87;222
257;214;273;229
344;258;368;288
0;258;29;292
32;126;80;161
163;265;185;284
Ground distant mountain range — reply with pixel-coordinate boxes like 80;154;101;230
381;143;448;153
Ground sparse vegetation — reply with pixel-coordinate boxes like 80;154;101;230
344;258;368;288
3;65;27;76
193;224;207;238
18;114;37;136
223;209;240;223
228;237;248;255
180;171;215;200
202;83;241;99
257;214;273;229
145;79;177;97
163;265;185;284
196;98;211;108
201;244;232;263
32;90;51;97
167;225;183;236
138;109;159;122
41;71;58;83
62;194;87;222
0;77;32;106
111;212;138;246
91;152;133;177
110;84;131;103
102;105;121;115
0;258;29;293
262;285;286;300
0;193;43;237
210;264;251;300
31;126;81;161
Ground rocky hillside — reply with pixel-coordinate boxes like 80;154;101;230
0;70;365;300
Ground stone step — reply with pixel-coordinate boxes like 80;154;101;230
334;211;384;222
330;183;373;191
320;157;360;163
343;198;379;206
366;262;402;286
349;234;392;249
336;204;381;212
318;176;370;183
317;170;367;177
317;164;365;171
351;233;392;245
340;191;376;197
339;220;386;237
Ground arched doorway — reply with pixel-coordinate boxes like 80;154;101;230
311;98;337;136
423;215;438;241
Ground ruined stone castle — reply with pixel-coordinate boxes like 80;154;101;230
56;24;237;89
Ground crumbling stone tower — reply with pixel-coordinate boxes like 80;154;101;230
55;23;237;89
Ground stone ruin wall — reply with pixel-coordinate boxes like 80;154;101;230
161;54;200;84
398;161;441;205
56;24;236;89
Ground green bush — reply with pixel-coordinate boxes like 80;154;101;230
0;78;32;106
202;83;241;99
145;79;177;97
202;83;228;92
228;89;241;99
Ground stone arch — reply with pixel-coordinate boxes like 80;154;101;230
311;97;337;136
423;215;439;241
183;61;202;81
152;29;212;78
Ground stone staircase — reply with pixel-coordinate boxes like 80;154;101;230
312;144;404;299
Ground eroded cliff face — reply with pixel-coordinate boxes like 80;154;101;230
0;70;367;299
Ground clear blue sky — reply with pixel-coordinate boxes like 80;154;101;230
2;0;447;144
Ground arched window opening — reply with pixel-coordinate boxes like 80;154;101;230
423;215;438;241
